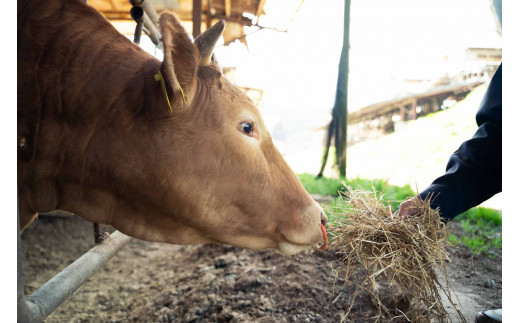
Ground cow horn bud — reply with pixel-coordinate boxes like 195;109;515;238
194;20;226;66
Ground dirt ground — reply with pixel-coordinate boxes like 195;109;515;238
20;213;501;323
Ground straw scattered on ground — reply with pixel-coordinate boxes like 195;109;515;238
328;186;465;322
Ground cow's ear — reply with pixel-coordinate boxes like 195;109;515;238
159;12;197;107
194;20;226;66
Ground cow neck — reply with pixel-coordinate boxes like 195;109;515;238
18;0;166;222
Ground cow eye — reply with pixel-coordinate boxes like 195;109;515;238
240;122;254;135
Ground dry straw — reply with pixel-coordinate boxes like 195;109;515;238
328;186;465;322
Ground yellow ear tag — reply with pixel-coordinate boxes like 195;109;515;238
154;71;187;113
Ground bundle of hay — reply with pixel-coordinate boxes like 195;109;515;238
328;186;465;322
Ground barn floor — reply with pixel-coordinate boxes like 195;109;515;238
20;214;501;323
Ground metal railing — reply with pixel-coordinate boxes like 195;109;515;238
129;0;161;46
17;213;132;322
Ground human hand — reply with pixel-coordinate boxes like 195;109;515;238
398;196;422;220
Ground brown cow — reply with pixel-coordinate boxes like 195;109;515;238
18;0;327;255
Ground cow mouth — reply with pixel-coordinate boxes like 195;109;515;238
278;222;328;255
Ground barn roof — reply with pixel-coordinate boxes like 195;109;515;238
88;0;303;45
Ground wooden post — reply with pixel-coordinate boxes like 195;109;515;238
400;105;406;122
318;0;351;178
256;0;266;19
432;96;440;112
206;0;213;30
225;0;231;17
193;0;202;37
410;98;418;120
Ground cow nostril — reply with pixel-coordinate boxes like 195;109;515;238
320;211;328;227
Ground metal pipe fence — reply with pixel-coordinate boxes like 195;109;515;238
17;211;132;323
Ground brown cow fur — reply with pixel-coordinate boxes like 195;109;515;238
18;0;326;254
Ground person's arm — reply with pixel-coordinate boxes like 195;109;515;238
400;64;502;221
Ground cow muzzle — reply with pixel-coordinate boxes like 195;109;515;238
277;202;328;255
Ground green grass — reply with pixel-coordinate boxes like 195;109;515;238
298;173;415;211
298;173;502;256
449;207;502;256
298;173;415;225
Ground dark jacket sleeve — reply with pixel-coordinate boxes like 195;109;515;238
418;64;502;221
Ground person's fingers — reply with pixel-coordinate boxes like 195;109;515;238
399;197;421;219
398;200;412;219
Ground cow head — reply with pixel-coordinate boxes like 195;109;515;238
18;8;327;255
118;13;327;255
